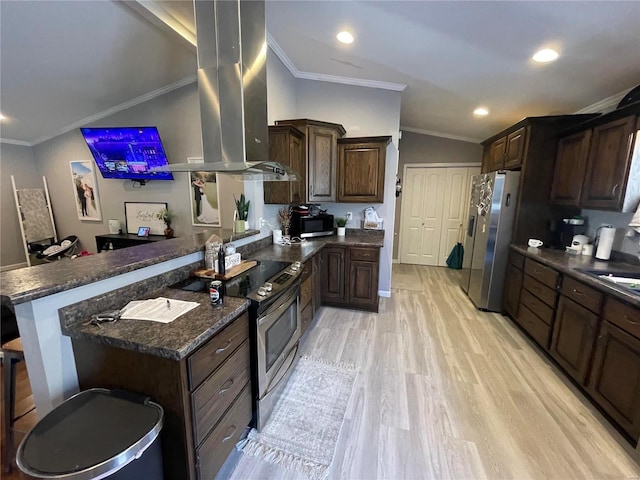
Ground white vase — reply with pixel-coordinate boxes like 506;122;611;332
337;226;346;237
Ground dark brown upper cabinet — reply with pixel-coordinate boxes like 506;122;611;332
275;119;346;203
337;136;391;203
480;115;597;245
264;125;305;204
581;114;637;210
550;130;592;206
482;126;527;172
504;127;527;169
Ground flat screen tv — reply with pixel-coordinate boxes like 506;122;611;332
80;127;174;182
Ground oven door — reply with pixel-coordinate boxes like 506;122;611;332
256;285;301;399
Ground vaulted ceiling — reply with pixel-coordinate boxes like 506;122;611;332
1;1;638;146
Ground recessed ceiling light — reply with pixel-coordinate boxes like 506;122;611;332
473;107;489;117
532;48;559;63
336;31;354;44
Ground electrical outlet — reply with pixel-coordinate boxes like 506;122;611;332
259;217;266;227
346;212;353;221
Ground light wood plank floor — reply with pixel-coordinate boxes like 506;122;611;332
229;264;640;480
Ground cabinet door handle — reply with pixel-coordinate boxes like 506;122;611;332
624;315;640;326
222;425;237;443
215;339;232;354
218;378;234;395
612;183;619;197
310;185;313;196
572;288;584;297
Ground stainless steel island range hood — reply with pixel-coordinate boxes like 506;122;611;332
153;0;298;181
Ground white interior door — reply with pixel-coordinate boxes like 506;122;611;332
400;165;479;266
400;168;446;265
437;167;480;266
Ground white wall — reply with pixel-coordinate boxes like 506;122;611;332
0;143;40;267
31;83;242;254
394;131;482;258
293;80;402;294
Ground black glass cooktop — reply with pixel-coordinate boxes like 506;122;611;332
170;260;292;299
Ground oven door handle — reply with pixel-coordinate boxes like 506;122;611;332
263;342;299;398
258;286;299;325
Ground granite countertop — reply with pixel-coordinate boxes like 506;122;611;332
61;287;250;361
512;245;640;308
249;231;384;263
0;228;259;306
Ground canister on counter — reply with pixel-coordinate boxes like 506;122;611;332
209;280;224;306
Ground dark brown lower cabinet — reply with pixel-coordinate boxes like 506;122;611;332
503;263;523;318
321;245;347;305
321;245;380;312
550;296;598;384
312;253;321;314
72;312;251;480
588;320;640;441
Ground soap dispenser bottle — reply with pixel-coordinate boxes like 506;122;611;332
217;244;226;274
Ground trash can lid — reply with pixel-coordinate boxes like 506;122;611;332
17;388;163;479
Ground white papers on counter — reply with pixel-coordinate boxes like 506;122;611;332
120;297;200;323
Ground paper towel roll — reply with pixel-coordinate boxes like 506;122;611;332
595;226;615;260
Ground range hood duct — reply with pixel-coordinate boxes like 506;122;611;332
153;0;298;181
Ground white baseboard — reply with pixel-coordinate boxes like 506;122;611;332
379;290;391;298
1;262;27;272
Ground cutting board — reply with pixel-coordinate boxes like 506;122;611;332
192;260;258;281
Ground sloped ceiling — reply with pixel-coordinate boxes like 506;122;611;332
1;0;638;146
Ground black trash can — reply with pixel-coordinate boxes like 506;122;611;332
17;388;164;479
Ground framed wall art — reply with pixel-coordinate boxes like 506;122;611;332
124;202;167;235
189;169;221;227
70;160;102;221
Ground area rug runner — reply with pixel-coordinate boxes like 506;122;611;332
241;355;357;480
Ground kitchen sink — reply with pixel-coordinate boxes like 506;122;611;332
578;269;640;296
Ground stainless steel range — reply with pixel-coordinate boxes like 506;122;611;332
172;260;302;430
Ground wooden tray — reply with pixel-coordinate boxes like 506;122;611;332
192;260;258;281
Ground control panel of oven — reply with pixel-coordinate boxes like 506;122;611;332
250;261;302;301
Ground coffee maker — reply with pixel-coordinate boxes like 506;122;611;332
550;217;586;250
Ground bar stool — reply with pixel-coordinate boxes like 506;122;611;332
2;337;25;473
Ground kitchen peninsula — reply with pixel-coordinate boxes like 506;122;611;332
0;229;260;415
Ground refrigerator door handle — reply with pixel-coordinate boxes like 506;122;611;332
467;216;475;237
506;193;511;207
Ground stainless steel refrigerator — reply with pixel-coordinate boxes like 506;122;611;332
460;171;521;311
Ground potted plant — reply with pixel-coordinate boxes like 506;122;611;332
234;194;250;233
335;217;347;236
156;208;174;238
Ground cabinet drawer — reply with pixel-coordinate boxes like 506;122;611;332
301;276;312;309
188;313;249;391
520;289;554;325
522;274;557;308
604;297;640;340
301;261;312;282
192;340;250;446
301;302;313;335
524;259;559;289
197;385;252;480
561;276;603;314
517;305;552;349
509;251;525;270
350;247;379;262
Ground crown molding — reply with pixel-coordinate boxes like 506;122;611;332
267;32;405;92
267;31;301;77
31;75;197;146
0;138;33;147
128;1;196;48
400;126;482;144
574;87;633;114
